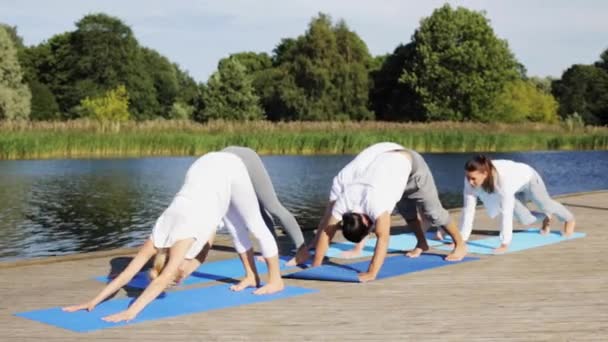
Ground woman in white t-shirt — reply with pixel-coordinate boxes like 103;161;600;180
62;152;283;323
460;155;576;254
291;142;467;282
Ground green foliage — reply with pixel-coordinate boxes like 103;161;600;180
562;112;585;132
201;57;263;121
552;64;608;125
0;26;31;120
400;4;520;121
29;80;61;120
80;85;130;122
370;43;424;121
490;79;559;123
264;14;374;121
1;120;607;160
169;102;194;120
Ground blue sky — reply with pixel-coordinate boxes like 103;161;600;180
1;0;607;82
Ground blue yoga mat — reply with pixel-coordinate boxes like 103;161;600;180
324;232;444;259
284;254;479;282
15;284;317;333
95;255;297;289
436;228;586;255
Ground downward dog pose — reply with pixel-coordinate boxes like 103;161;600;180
292;142;467;281
63;152;284;323
460;155;576;254
222;146;305;264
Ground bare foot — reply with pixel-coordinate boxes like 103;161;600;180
230;276;259;292
339;249;362;259
541;215;552;235
445;244;468;261
563;220;576;237
406;247;425;258
493;244;509;254
253;280;285;295
435;229;445;241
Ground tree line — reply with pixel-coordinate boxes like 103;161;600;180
1;4;607;125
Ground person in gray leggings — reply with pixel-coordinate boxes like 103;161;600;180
293;142;467;280
222;146;305;253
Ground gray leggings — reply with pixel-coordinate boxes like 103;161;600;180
222;146;305;249
514;171;574;224
396;150;450;229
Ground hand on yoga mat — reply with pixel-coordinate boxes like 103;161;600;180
102;309;136;323
357;271;376;283
62;301;96;313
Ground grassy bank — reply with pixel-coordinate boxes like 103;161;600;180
1;120;607;159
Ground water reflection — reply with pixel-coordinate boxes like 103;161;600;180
1;151;606;260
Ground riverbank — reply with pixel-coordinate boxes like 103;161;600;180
1;120;607;159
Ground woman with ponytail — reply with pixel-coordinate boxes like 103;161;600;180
62;152;284;323
460;155;576;254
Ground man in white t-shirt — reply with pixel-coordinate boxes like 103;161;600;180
291;142;467;282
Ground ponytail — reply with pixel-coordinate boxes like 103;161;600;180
464;155;497;193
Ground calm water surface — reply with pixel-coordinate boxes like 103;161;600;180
1;151;606;260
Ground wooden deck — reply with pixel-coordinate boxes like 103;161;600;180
1;191;607;341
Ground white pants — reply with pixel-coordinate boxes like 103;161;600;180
222;155;279;258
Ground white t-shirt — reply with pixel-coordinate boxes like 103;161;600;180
460;159;535;244
150;152;236;258
330;142;411;222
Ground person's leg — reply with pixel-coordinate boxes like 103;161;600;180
224;146;306;250
528;172;575;236
230;165;284;295
223;212;260;291
396;197;429;257
412;160;467;260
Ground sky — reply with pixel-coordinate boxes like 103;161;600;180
1;0;607;83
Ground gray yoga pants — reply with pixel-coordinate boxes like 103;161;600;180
513;171;574;224
395;150;450;229
222;146;305;249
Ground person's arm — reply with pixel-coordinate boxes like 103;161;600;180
102;238;195;323
358;212;390;282
288;201;336;266
310;200;336;247
62;239;157;313
312;215;340;267
459;180;477;241
495;194;515;253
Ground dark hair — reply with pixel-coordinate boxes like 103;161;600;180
341;213;372;243
464;155;497;193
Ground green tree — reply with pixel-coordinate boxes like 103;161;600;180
201;57;263;121
29;80;61;120
80;85;130;122
370;43;424;121
141;48;178;118
400;4;520;121
0;26;31;120
264;14;374;121
552;64;608;125
490;79;559;123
